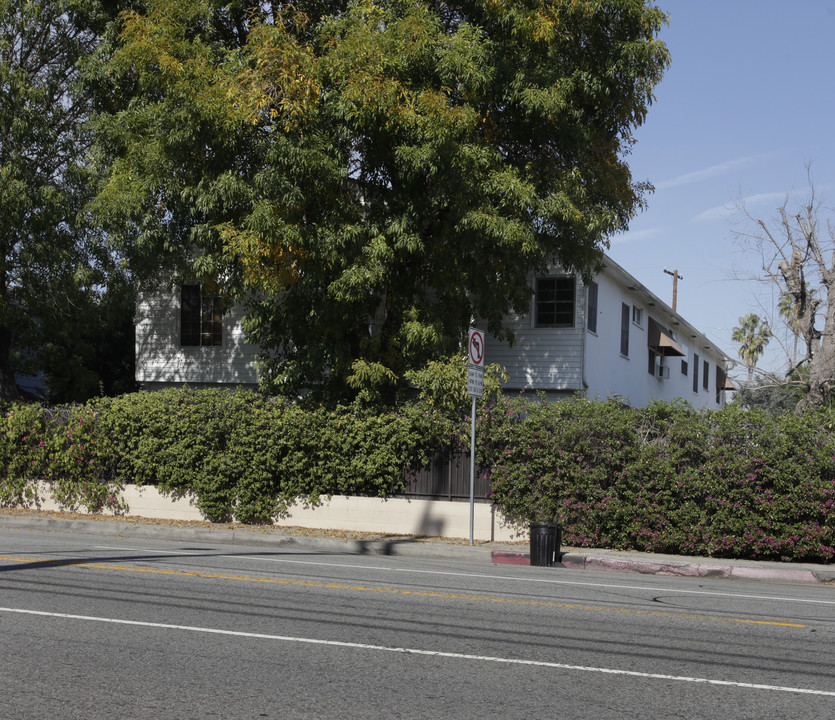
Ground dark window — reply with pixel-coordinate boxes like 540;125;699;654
535;276;575;327
586;282;598;333
693;353;700;393
181;284;222;347
620;303;630;357
648;348;656;375
681;359;688;376
703;360;710;390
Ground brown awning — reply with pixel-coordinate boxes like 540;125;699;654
716;368;736;391
723;377;736;390
647;318;685;357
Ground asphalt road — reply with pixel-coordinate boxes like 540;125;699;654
1;526;834;719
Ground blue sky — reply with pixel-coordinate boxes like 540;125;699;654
608;1;835;379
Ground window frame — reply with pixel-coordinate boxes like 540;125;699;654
535;276;576;328
586;281;598;334
693;353;700;393
180;284;223;347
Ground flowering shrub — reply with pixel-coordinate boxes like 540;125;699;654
4;389;835;563
1;389;443;522
480;396;835;563
0;402;123;512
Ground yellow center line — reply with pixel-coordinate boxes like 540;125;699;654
0;554;806;628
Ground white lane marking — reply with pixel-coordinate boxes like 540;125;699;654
92;545;835;607
1;606;832;697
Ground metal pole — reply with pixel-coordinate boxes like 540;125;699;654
469;394;476;546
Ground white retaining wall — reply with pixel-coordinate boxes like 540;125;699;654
30;484;524;542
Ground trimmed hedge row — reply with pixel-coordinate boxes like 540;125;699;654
0;389;443;522
3;389;835;562
479;397;835;563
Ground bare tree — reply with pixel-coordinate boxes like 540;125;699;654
736;169;835;412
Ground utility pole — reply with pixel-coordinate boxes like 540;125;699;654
663;268;683;312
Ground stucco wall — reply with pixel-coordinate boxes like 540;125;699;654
28;484;523;542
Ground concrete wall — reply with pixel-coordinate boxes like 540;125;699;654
28;484;524;542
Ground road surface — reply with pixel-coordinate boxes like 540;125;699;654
1;526;833;718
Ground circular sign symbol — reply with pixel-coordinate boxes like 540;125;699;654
468;329;484;366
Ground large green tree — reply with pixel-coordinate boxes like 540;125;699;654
0;0;132;400
91;0;669;400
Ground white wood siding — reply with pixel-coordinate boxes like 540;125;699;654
135;258;731;408
582;269;727;409
135;290;259;388
488;265;730;409
487;277;584;392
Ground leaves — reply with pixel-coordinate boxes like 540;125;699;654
90;0;670;401
0;0;134;400
481;396;835;561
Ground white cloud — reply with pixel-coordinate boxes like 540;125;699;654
611;227;663;244
692;202;736;223
692;192;797;223
738;191;793;210
656;154;779;191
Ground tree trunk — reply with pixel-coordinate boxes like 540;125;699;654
796;284;835;412
0;324;19;400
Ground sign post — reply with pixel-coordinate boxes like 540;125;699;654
467;328;485;546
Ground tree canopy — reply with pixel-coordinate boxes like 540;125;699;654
90;0;669;400
731;313;771;383
0;0;134;400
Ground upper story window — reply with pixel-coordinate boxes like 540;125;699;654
586;281;598;333
181;284;222;347
693;352;700;393
535;276;575;327
632;306;643;327
620;303;630;357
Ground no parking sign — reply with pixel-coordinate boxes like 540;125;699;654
467;328;484;397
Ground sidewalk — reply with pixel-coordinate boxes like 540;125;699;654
1;508;833;585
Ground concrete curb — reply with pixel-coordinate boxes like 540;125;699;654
3;512;834;584
0;514;499;562
491;549;835;584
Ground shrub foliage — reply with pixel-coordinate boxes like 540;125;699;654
480;396;835;563
1;389;442;521
2;389;835;562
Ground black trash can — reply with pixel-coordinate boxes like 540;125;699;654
529;522;561;567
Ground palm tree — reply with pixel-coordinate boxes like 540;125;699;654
732;314;772;383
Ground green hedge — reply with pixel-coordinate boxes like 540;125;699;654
3;389;835;563
479;396;835;563
0;402;122;512
0;389;443;521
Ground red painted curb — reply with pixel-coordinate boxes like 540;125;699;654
491;551;530;565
